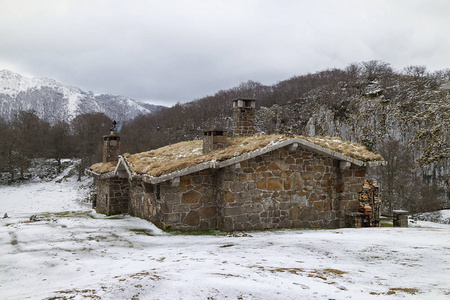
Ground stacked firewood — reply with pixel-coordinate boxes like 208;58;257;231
358;179;381;227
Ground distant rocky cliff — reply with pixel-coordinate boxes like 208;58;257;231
256;78;449;208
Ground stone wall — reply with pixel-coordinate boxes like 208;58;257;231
341;165;367;209
128;170;219;231
124;146;367;231
95;179;109;215
129;180;163;227
95;177;129;216
217;147;366;231
161;170;218;231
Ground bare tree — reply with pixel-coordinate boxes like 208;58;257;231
0;118;19;180
12;110;50;179
48;121;73;173
403;65;427;78
71;113;112;180
361;60;393;82
377;139;415;214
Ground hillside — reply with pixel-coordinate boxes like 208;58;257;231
0;69;162;124
121;62;449;212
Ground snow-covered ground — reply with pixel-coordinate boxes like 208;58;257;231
1;175;449;299
411;210;450;225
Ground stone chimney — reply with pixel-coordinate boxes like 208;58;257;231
203;130;228;154
103;132;121;163
232;98;256;137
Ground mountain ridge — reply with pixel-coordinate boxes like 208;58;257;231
0;69;162;124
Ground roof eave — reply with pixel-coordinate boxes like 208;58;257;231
86;168;117;179
86;168;100;177
365;160;387;167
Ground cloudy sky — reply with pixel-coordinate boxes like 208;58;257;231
1;0;449;106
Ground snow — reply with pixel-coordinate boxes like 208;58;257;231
175;146;202;159
1;177;450;299
126;97;151;113
0;69;84;117
0;69;48;97
411;210;450;225
442;210;450;219
59;85;82;117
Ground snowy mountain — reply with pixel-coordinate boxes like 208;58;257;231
0;69;162;124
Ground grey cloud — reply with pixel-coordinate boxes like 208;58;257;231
1;0;449;106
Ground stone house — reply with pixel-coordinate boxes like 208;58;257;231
89;99;384;231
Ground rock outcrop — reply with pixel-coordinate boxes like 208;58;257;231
256;78;449;209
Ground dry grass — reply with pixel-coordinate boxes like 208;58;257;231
304;136;384;162
90;162;116;174
91;134;384;176
386;288;420;295
253;266;347;281
124;134;287;177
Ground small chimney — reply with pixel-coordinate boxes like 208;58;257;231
232;98;256;137
103;133;121;163
103;121;121;164
203;130;228;154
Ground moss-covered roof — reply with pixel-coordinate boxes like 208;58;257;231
88;134;384;177
90;162;116;174
303;136;384;161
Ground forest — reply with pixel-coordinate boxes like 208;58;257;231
0;111;112;181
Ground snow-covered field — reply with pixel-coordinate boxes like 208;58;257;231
1;176;449;299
